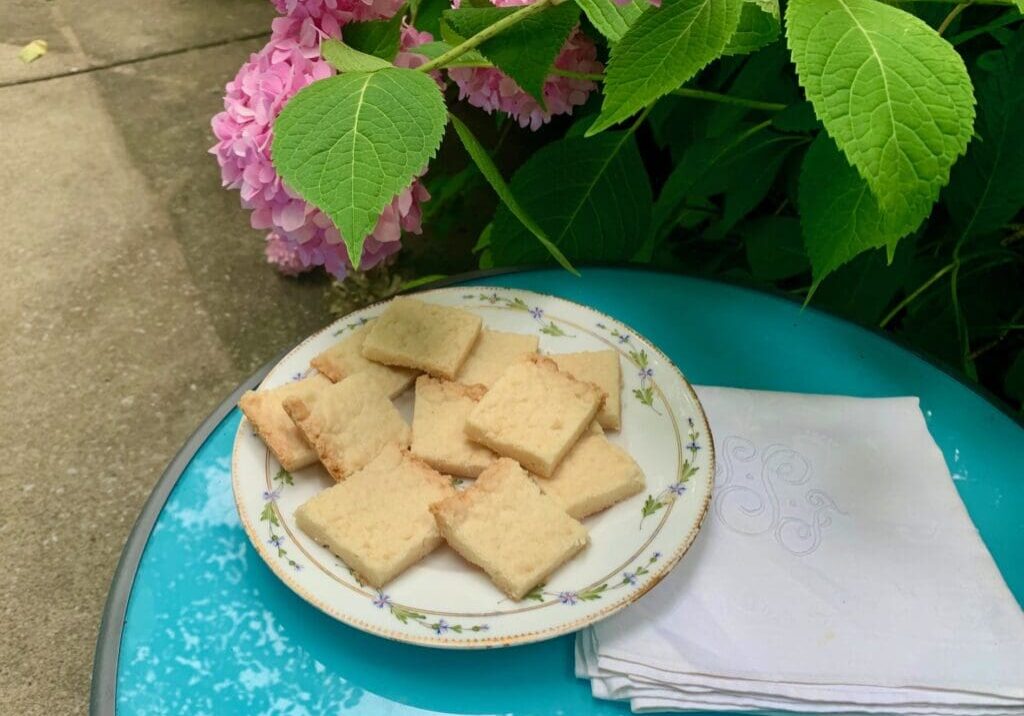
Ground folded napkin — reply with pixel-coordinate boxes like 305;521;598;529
577;387;1024;715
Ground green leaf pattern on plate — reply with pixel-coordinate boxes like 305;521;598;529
639;416;702;524
259;469;303;572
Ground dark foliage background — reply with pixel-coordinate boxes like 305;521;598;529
332;3;1024;413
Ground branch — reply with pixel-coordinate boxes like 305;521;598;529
937;2;972;35
418;0;555;73
879;263;954;328
551;67;605;82
671;88;787;112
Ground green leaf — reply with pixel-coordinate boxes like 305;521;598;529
320;39;393;73
588;0;744;135
719;138;796;222
641;495;664;517
401;274;448;291
473;223;493;253
443;2;580;107
489;133;653;266
259;503;279;526
740;216;809;281
947;10;1021;48
648;121;772;244
798;134;923;283
523;584;547;602
944;37;1024;237
680;459;699;480
540;321;573;337
786;0;975;229
702;134;804;238
273;68;447;267
706;42;800;133
772;101;818;133
449;114;578;274
413;0;452;37
723;0;779;57
413;40;491;68
342;12;406;61
814;239;914;325
574;0;647;43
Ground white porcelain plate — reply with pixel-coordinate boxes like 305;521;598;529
232;287;713;648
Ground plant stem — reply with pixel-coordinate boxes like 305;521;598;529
937;2;972;34
551;68;605;82
546;78;790;112
417;0;554;73
665;119;773;235
949;9;1021;46
879;263;954;328
950;235;974;378
969;307;1024;360
628;103;655;134
671;88;787;112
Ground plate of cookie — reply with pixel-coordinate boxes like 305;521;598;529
232;287;713;648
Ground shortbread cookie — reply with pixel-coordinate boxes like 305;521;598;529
456;330;539;387
283;372;410;481
551;350;622;430
310;323;418;397
431;459;588;599
465;356;603;477
361;297;482;379
296;444;455;587
239;374;332;471
411;376;496;478
536;434;645;518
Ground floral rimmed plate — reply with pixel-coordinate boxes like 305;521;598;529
232;287;713;648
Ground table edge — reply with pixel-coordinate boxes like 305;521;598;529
88;266;1024;716
88;358;278;716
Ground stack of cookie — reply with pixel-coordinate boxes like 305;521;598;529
239;297;646;600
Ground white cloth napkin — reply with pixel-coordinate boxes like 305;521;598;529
577;386;1024;715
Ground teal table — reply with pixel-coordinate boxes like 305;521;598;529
91;269;1024;715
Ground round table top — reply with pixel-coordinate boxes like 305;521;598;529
93;268;1024;715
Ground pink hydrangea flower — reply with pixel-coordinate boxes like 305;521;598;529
270;0;406;43
448;14;602;130
211;21;434;278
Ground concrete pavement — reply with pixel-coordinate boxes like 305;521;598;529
0;2;334;713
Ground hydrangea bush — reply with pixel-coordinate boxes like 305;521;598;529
214;0;1024;406
211;2;432;277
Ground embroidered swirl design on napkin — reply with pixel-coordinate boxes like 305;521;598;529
712;437;845;556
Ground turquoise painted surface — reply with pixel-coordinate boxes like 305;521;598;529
117;269;1023;715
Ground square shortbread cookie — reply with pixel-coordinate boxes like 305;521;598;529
239;374;332;471
310;323;418;397
455;330;539;387
411;376;496;478
431;459;588;599
551;350;622;430
535;434;645;519
296;444;455;587
282;372;410;481
465;356;603;477
361;297;482;379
